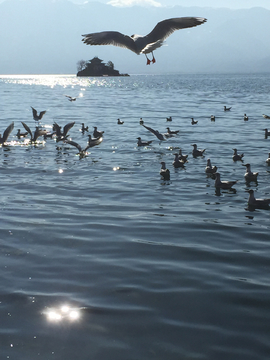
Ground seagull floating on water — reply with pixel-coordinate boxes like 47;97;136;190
16;128;28;139
264;129;270;138
117;119;124;125
191;144;205;157
232;148;244;162
266;152;270;164
263;114;270;119
82;17;207;65
166;116;172;122
173;153;185;168
0;122;14;145
137;137;152;146
81;123;89;133
244;113;248;121
246;189;270;209
224;106;232;111
93;126;104;139
87;134;103;148
205;158;217;174
211;115;215;122
166;127;179;135
191;118;198;125
243;163;258;182
214;172;237;189
160;161;170;180
178;149;188;163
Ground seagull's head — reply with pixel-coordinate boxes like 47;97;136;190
130;34;142;41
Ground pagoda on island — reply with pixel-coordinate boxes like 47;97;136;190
77;57;129;77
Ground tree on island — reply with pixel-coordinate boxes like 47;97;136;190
76;57;129;77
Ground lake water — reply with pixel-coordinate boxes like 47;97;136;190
0;73;270;360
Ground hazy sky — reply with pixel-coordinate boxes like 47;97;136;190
72;0;270;9
1;0;270;8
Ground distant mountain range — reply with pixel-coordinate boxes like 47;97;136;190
1;0;269;74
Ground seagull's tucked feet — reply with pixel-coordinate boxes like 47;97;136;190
146;58;151;65
152;56;156;64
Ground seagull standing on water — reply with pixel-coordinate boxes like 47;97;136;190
82;17;207;65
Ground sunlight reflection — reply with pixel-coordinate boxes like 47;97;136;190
44;304;81;323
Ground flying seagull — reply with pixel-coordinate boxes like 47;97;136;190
31;107;46;122
82;17;207;65
21;122;47;143
65;95;77;102
53;121;75;142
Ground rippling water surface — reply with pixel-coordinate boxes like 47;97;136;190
0;73;270;360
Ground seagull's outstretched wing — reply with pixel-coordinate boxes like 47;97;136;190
82;31;138;53
53;122;62;138
146;17;207;44
2;122;14;143
65;140;82;152
31;107;38;118
63;122;75;137
22;122;33;139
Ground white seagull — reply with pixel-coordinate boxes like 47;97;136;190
82;17;207;65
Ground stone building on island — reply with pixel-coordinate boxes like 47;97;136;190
77;57;129;77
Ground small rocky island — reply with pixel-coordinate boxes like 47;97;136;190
76;57;129;77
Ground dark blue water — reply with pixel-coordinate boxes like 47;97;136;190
0;73;270;360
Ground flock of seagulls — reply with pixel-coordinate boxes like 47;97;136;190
82;16;207;65
148;111;270;210
1;99;270;210
0;106;104;161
